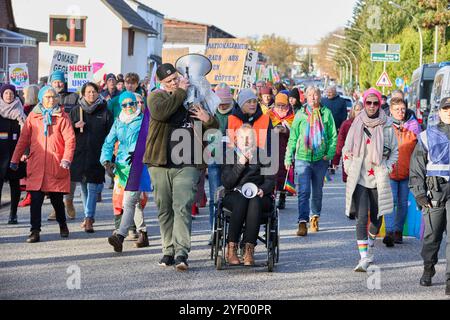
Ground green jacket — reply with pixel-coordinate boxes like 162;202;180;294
285;105;337;164
143;88;218;167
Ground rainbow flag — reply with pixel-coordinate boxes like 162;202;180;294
283;166;296;195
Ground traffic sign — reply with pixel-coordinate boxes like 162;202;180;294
371;53;400;62
395;77;404;87
376;71;393;87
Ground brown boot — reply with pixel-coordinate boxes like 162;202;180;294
226;242;241;265
26;231;40;243
309;215;319;233
243;243;255;266
134;231;149;248
65;200;76;220
296;222;308;236
83;218;94;233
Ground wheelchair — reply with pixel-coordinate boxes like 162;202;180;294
210;186;280;272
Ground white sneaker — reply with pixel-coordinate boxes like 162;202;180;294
354;258;371;272
366;246;374;263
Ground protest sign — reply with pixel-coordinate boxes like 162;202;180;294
67;64;93;93
50;50;79;79
9;63;29;90
240;50;258;89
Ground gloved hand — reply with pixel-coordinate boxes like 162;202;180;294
9;163;19;171
60;160;71;169
103;161;115;177
416;194;431;209
126;151;135;165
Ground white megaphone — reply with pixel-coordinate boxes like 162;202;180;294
235;183;259;199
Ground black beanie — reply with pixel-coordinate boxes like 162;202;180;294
156;63;177;81
289;88;300;101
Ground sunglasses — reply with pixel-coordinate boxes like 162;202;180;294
365;101;380;107
121;101;137;108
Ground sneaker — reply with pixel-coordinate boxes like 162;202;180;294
354;258;371;272
158;255;175;267
175;256;189;271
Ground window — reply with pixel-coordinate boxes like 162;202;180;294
50;17;86;47
128;29;135;56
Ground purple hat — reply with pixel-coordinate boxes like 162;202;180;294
0;84;17;99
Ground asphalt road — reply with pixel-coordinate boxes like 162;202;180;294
0;171;448;300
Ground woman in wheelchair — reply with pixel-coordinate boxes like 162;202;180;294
221;124;275;266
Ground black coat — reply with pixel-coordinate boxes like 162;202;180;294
0;115;25;180
69;102;113;184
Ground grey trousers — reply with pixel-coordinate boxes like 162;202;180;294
117;191;147;237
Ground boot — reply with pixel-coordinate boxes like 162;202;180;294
243;243;255;266
18;192;31;207
296;222;308;237
383;232;395;247
125;228;138;241
8;212;18;225
47;210;57;221
226;242;241;265
59;223;69;238
108;233;124;253
134;231;149;248
277;192;286;210
309;215;319;233
83;218;94;233
26;231;40;243
394;231;403;244
420;265;436;287
65;200;76;220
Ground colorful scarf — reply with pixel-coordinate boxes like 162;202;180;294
269;107;295;129
304;105;325;152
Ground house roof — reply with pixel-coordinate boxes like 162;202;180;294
102;0;158;35
128;0;164;18
16;28;47;43
164;18;235;38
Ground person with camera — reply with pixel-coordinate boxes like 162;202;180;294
409;96;450;295
342;88;398;272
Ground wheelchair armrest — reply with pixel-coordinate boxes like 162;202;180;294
214;186;225;205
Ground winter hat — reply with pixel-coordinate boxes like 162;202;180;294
0;84;17;99
156;63;177;81
289;88;300;100
260;87;272;96
105;73;116;82
275;93;289;105
439;96;450;109
38;85;55;103
50;70;65;83
215;85;233;105
363;88;382;106
237;89;257;108
119;91;137;105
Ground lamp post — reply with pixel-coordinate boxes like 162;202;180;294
329;43;359;88
332;33;364;50
326;57;344;85
328;48;353;87
327;54;348;85
388;1;423;66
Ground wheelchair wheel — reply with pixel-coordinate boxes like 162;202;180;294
268;251;274;272
216;255;223;270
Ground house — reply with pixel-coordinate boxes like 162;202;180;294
10;0;159;81
0;0;47;84
163;18;235;63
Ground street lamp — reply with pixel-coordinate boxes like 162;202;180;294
329;43;359;86
328;48;353;86
332;33;364;50
326;57;345;85
327;54;349;84
388;0;423;66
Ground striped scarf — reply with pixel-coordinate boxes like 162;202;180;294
269;108;295;129
304;105;325;152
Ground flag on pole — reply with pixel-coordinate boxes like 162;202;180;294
283;165;296;195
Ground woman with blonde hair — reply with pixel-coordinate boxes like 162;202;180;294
22;85;40;115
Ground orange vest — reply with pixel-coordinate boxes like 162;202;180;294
227;114;270;149
390;126;417;181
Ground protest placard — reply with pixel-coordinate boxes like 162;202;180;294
50;50;79;79
9;63;29;90
67;64;93;93
205;38;249;87
240;50;258;89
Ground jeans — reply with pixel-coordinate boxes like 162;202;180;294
208;163;222;230
295;159;329;223
80;182;102;219
384;179;409;233
117;191;147;237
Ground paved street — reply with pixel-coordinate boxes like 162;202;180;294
0;171;447;300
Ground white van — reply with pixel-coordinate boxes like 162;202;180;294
430;66;450;112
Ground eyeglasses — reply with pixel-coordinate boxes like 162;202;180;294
365;101;380;107
137;101;145;105
121;101;137;108
392;108;406;113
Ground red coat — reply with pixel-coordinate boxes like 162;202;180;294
332;118;353;182
11;108;75;193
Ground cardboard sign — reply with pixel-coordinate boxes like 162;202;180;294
162;48;190;67
240;50;258;89
205;38;249;87
50;50;79;79
9;63;29;90
67;64;93;93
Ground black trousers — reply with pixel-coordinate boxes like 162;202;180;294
30;191;66;232
223;191;272;245
0;178;21;217
353;184;382;241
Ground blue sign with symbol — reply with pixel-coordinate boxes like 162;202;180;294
395;77;404;87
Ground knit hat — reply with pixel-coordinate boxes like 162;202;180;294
439;96;450;109
260;87;272;96
49;70;65;83
105;73;116;82
38;85;54;103
156;63;177;81
289;88;300;100
237;89;257;108
275;93;289;105
119;91;137;105
0;84;17;99
363;88;382;106
215;85;233;105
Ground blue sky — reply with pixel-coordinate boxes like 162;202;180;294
143;0;359;45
